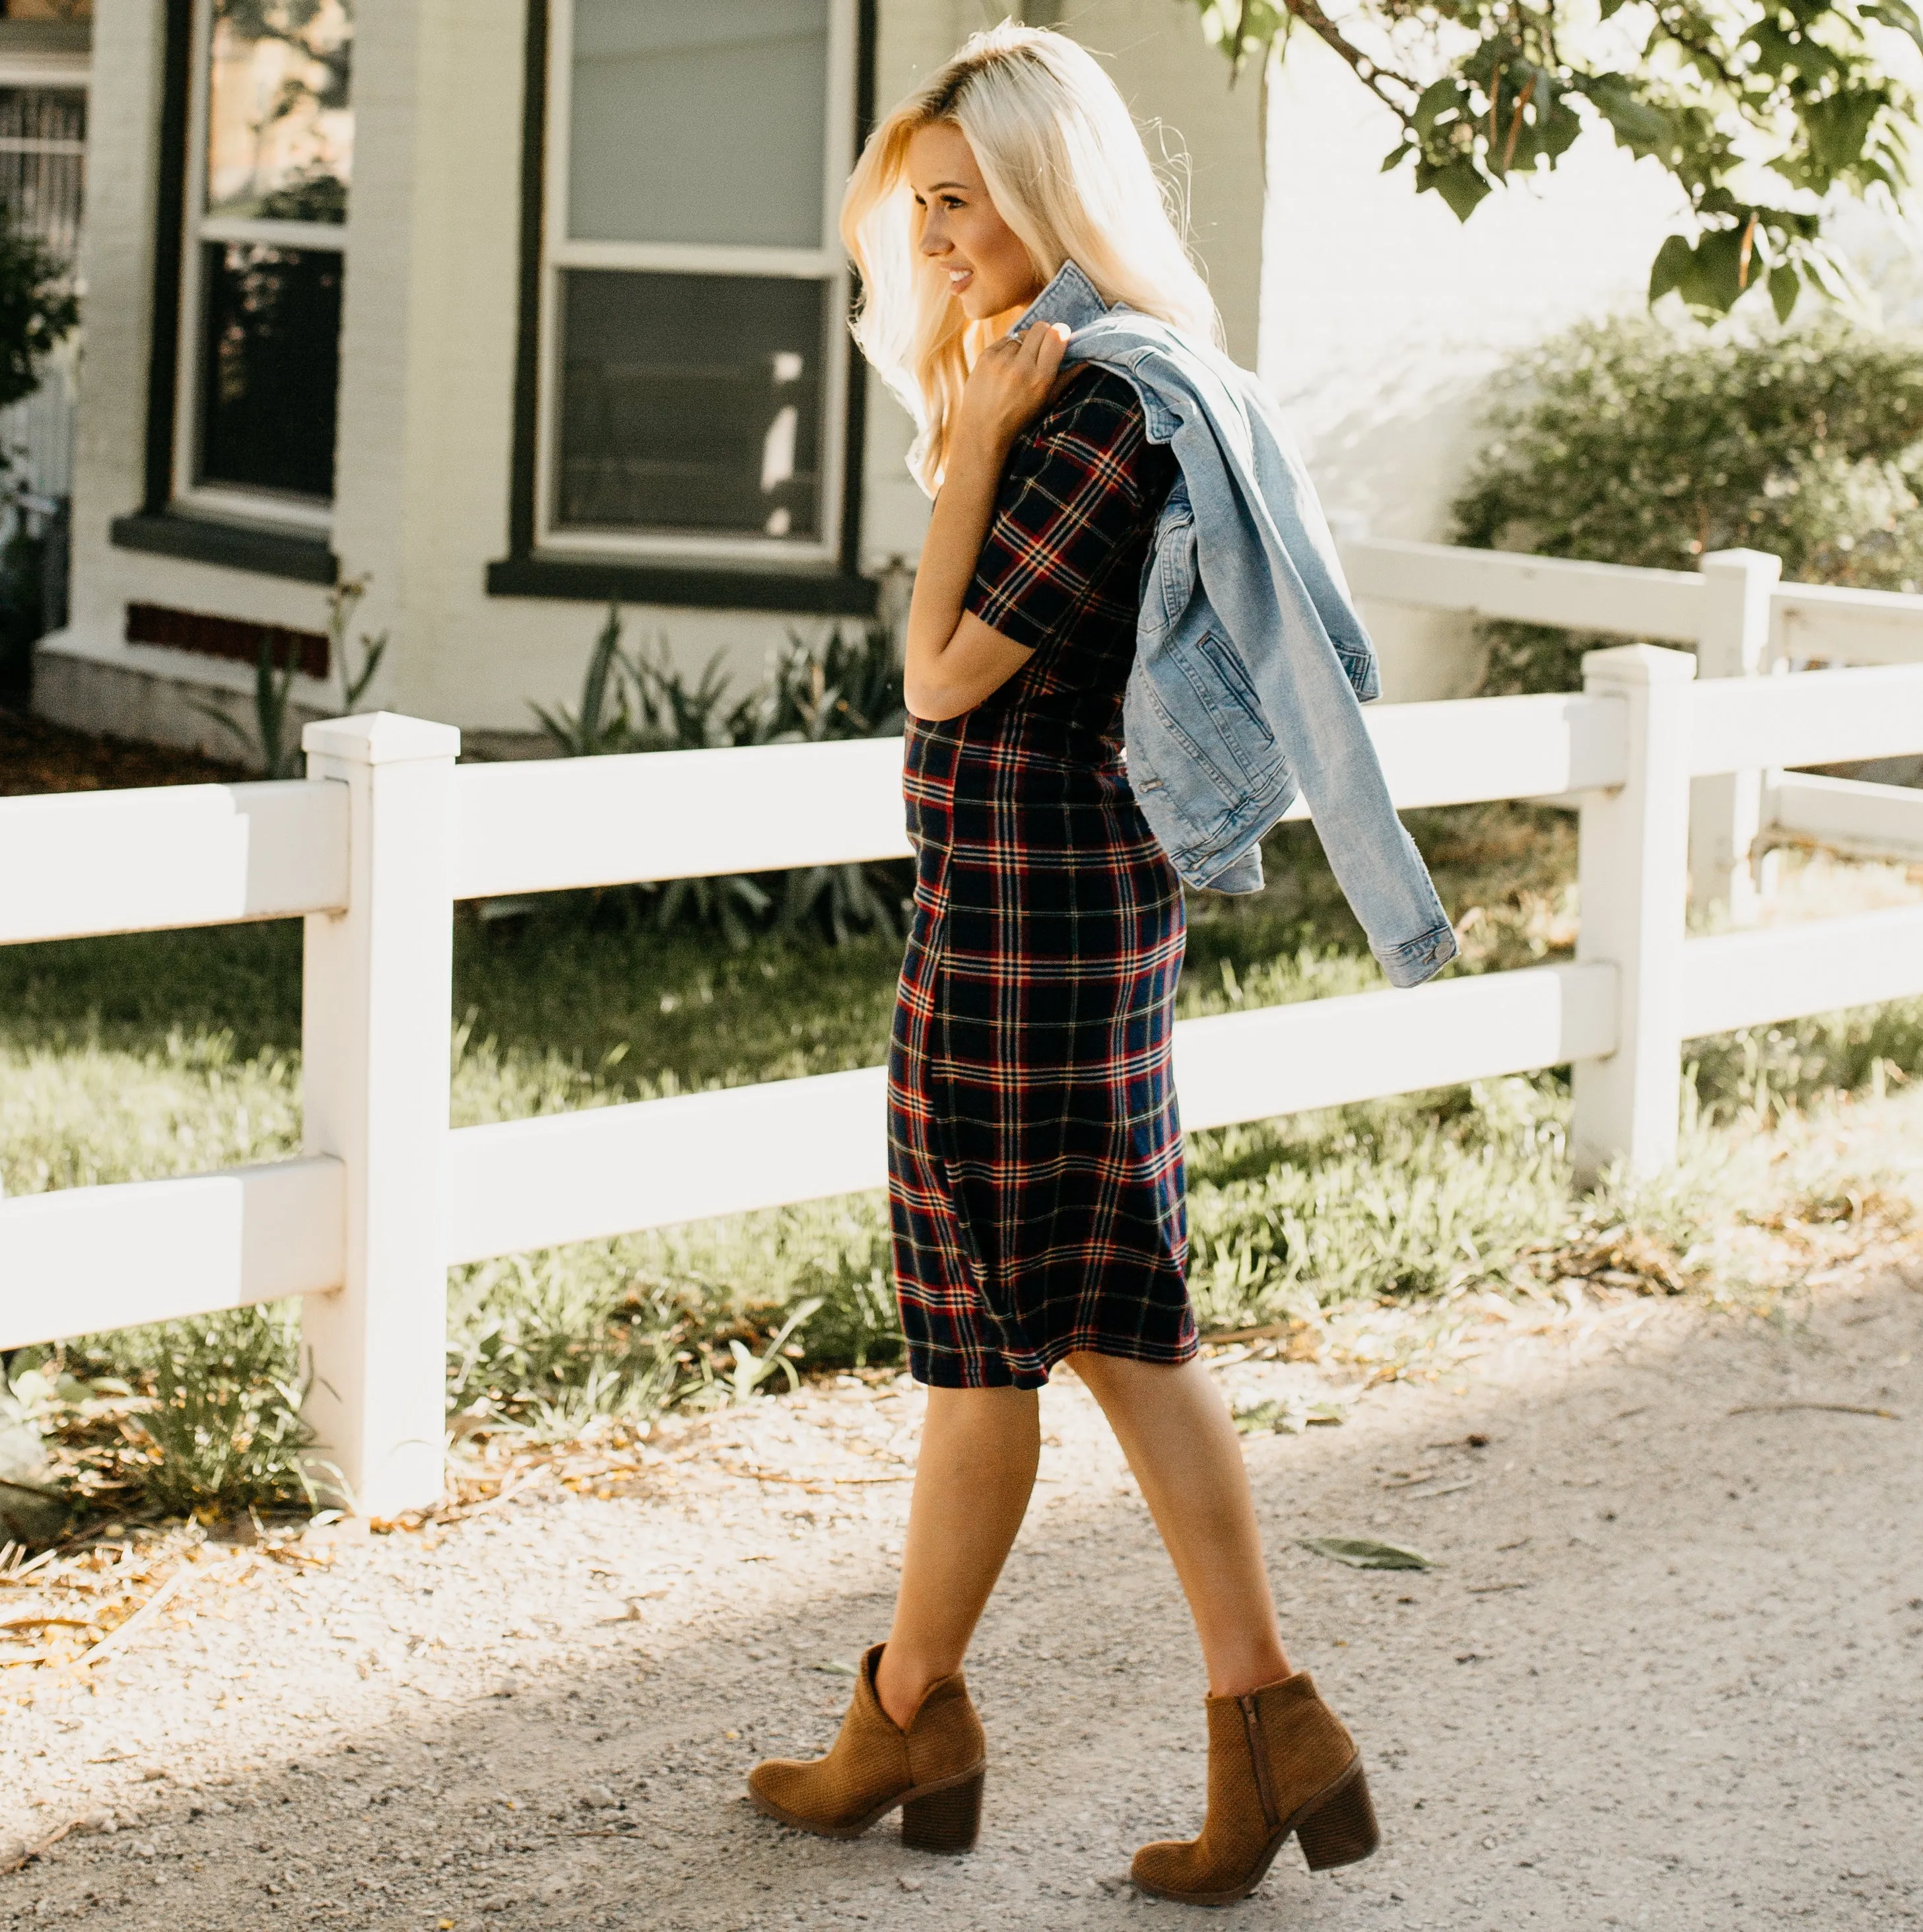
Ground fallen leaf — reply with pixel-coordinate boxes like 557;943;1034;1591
1299;1536;1433;1571
1726;1402;1899;1420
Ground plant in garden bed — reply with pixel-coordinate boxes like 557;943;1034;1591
192;574;389;777
526;607;910;946
20;1306;320;1521
1455;316;1923;691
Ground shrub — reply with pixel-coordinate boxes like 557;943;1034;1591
98;1307;317;1518
527;609;910;946
1454;317;1923;691
0;223;77;413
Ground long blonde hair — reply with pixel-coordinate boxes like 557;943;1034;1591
840;23;1221;495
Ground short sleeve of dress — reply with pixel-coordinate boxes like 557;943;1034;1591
963;370;1157;654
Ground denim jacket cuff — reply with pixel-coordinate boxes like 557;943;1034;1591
1193;845;1265;895
1373;923;1460;989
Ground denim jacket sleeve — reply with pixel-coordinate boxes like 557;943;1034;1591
1188;388;1458;988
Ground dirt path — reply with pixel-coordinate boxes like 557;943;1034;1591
2;1264;1918;1931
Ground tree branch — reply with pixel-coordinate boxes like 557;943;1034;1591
1277;0;1421;122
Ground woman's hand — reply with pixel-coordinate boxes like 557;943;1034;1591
951;321;1071;463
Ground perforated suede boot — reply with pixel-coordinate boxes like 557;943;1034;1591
1132;1669;1379;1905
747;1643;986;1853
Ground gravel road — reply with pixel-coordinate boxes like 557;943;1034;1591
1;1262;1918;1931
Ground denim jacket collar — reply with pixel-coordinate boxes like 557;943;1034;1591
1010;259;1110;337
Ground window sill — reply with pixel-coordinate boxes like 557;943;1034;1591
485;553;879;617
109;511;339;586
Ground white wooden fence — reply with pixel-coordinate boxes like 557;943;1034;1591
1341;539;1923;909
5;551;1923;1515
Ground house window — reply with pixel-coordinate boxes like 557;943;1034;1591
535;0;858;564
171;0;352;528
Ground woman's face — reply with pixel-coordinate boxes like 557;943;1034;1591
906;120;1044;324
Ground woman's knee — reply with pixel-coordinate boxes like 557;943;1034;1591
923;1382;1040;1437
1065;1349;1189;1401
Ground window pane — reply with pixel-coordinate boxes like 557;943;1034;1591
555;269;828;539
568;0;828;248
197;242;343;498
205;0;353;224
0;86;86;267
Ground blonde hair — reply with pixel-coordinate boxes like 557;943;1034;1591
840;22;1221;495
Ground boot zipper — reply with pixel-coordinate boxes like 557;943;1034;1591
1238;1694;1280;1831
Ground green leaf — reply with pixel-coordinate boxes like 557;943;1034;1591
1380;141;1414;172
1540;95;1584;162
1648;232;1697;304
1862;0;1923;52
1583;73;1675;155
1769;261;1801;323
1804;88;1883;181
1743;19;1806;80
1417;155;1493;221
1299;1536;1434;1571
1412;76;1466;135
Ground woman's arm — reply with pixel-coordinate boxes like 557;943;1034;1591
902;322;1070;722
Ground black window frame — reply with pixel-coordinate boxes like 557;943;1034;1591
486;0;878;615
114;0;344;584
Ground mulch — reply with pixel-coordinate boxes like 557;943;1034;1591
0;705;248;798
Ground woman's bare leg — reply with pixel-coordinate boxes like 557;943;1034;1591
874;1385;1040;1730
1068;1351;1289;1697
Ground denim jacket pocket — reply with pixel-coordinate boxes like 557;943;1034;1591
1188;631;1275;752
1134;612;1287;805
1140;486;1199;642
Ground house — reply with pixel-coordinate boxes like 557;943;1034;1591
33;0;1264;755
36;0;1694;755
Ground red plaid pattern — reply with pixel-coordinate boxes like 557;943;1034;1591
887;371;1194;1389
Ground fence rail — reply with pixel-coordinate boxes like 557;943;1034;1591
1770;774;1923;864
1341;535;1923;918
6;540;1923;1515
0;781;347;946
0;1159;346;1350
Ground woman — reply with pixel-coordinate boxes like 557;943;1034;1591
747;26;1382;1907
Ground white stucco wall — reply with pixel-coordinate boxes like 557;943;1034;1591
1262;36;1689;698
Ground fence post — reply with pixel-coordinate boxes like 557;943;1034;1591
298;712;460;1519
1570;644;1695;1185
1689;549;1782;923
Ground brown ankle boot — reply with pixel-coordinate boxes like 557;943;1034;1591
747;1643;986;1853
1132;1669;1380;1904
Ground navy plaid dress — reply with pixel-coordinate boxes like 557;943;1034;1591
888;369;1195;1389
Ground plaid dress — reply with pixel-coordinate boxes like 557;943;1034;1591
888;369;1195;1389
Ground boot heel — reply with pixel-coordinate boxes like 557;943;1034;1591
900;1770;984;1853
1295;1761;1380;1872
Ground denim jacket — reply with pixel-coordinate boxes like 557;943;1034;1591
1011;264;1457;990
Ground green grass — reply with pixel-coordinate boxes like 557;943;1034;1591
5;801;1922;1523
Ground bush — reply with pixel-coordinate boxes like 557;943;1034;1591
63;1307;318;1519
0;223;77;413
1454;317;1923;691
527;609;911;946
